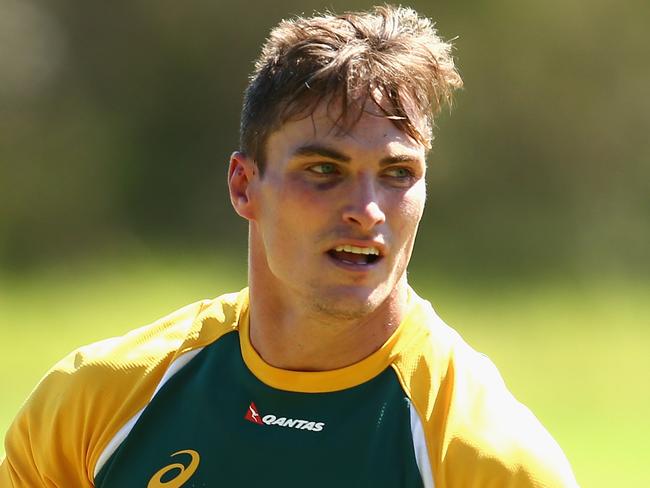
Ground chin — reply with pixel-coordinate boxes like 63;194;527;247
310;283;388;320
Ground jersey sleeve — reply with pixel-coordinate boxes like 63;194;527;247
1;350;99;487
0;298;219;487
393;295;579;488
435;347;579;488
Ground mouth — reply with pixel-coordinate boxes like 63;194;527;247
326;244;383;267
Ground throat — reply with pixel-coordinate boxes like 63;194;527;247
250;312;389;371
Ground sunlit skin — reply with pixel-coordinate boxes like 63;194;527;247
228;99;427;371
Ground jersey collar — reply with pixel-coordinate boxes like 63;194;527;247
237;287;425;393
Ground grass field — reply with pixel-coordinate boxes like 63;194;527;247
1;251;648;486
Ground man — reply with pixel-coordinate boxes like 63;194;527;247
1;6;578;487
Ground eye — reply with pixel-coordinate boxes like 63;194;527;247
308;163;338;175
383;166;413;179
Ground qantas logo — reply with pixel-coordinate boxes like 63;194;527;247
245;402;264;425
244;402;325;432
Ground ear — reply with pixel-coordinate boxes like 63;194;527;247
228;151;258;221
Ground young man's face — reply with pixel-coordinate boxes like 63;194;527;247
238;100;427;319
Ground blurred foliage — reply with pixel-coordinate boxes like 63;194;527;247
1;0;649;276
1;3;649;484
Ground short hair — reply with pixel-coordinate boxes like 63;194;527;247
240;4;463;172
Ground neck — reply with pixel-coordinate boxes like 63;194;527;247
247;269;409;372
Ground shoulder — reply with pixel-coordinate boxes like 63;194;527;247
44;289;244;388
66;289;245;372
441;343;578;487
1;289;248;487
394;292;578;487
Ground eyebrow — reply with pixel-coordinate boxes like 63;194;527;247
291;144;422;166
291;144;350;162
379;154;422;166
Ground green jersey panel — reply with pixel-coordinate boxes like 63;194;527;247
95;331;423;487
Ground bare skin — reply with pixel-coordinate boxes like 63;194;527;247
228;100;427;372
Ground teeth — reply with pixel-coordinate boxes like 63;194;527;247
334;245;379;255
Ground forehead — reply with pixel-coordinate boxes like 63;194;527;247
266;98;427;161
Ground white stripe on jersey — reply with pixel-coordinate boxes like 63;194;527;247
93;347;204;478
409;398;435;488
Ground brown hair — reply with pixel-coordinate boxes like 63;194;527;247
240;5;463;171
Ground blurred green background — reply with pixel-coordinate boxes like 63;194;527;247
1;0;648;486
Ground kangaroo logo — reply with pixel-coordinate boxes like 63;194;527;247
245;402;264;425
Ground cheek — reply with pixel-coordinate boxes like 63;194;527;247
258;180;328;251
391;188;426;237
271;175;335;211
259;176;316;219
287;176;340;209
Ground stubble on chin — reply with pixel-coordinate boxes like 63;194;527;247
306;282;391;322
312;296;374;321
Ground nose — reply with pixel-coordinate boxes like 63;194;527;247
342;175;386;231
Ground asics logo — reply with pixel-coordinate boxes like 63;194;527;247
147;449;200;488
244;401;325;432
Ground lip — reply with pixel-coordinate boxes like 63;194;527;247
324;239;386;273
326;239;387;257
325;251;383;272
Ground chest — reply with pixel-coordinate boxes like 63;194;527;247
95;334;423;487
